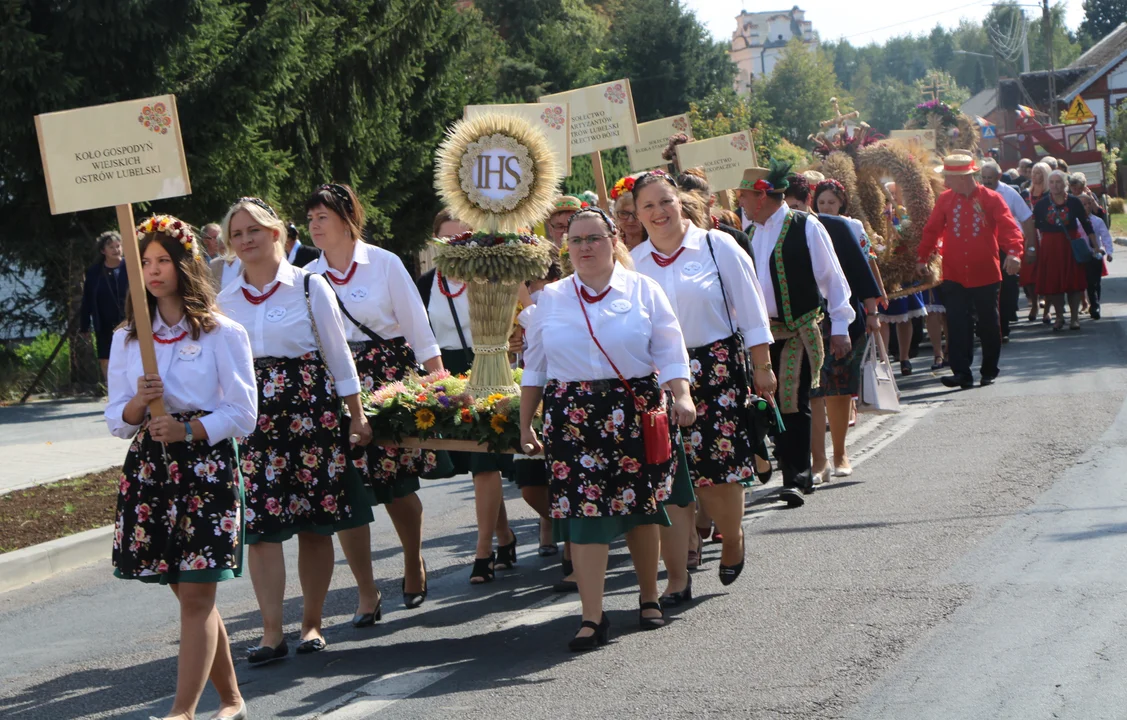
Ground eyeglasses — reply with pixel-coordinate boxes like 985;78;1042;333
549;221;571;232
567;234;612;246
615;210;636;222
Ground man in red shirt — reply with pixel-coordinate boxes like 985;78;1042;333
918;154;1023;389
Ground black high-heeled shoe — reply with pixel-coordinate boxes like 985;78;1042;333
247;638;288;666
470;552;495;584
403;561;427;609
639;601;665;630
659;576;693;609
568;613;610;652
352;588;382;627
553;557;578;593
718;531;746;587
495;533;518;570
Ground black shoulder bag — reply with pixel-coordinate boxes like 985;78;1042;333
703;232;778;444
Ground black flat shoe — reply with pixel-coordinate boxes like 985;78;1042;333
568;613;610;652
538;543;559;557
403;561;427;609
295;637;326;654
980;375;997;387
778;487;805;508
495;534;518;570
659;577;693;609
900;360;913;376
639;601;665;630
941;374;974;389
553;578;579;593
352;589;383;627
470;552;495;584
247;639;288;665
718;532;746;587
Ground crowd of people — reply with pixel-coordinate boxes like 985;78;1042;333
95;148;1116;719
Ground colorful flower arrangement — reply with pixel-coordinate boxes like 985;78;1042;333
137;215;199;257
362;369;536;453
905;100;979;156
610;176;636;201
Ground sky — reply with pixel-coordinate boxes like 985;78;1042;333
683;0;1087;47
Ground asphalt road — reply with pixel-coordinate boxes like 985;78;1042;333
2;264;1126;720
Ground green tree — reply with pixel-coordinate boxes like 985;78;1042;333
1080;0;1127;41
860;79;920;134
687;87;780;160
914;70;971;108
761;40;848;146
604;0;735;121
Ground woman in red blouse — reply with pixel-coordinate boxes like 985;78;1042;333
1021;162;1051;323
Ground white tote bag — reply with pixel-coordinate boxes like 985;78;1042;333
858;333;901;415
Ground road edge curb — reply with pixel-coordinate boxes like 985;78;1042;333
0;524;113;595
0;463;119;497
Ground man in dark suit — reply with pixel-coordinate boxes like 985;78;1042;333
287;222;322;267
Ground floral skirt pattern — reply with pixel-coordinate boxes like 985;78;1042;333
685;335;757;487
113;411;243;584
349;338;433;503
543;374;676;519
242;353;370;544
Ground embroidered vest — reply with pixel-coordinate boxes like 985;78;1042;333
767;211;820;330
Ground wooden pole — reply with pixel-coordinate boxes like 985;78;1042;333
116;203;166;416
718;192;732;211
591;150;610;211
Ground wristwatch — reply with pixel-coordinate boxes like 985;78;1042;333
183;421;194;443
752;362;773;371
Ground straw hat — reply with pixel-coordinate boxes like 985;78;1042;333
934;153;977;175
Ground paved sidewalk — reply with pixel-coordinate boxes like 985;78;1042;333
0;399;129;494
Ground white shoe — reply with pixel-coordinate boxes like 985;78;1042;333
211;702;248;720
832;466;853;478
812;467;831;485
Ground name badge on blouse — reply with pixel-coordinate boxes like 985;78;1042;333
349;287;369;302
266;307;287;323
681;261;703;276
610;299;632;314
178;344;201;361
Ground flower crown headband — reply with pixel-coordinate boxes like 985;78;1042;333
815;178;847;199
136;215;199;258
610;175;636;201
566;206;617;234
235;196;278;218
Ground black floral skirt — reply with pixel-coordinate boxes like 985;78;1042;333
543;374;674;544
684;334;757;488
349;339;432;503
113;411;243;585
242;353;373;545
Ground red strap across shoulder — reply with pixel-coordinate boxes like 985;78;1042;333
572;278;644;412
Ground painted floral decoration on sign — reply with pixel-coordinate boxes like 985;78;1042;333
604;83;627;105
672;117;689;133
138;102;172;135
541;106;565;130
730;133;749;152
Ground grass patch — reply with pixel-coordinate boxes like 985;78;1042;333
0;467;121;553
1110;212;1127;236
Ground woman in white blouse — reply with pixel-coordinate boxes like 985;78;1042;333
520;208;696;651
416;209;519;584
632;171;777;601
304;184;441;610
217;197;374;663
106;215;255;720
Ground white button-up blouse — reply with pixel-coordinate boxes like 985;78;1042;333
216;260;361;397
632;224;773;350
304;241;440;363
521;263;690;388
105;312;257;445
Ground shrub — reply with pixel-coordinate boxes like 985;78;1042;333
1109;197;1125;214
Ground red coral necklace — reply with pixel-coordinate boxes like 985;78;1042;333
326;262;358;286
242;282;280;305
153;330;188;344
651;246;686;268
437;270;466;298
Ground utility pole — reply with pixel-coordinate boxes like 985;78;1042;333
1043;0;1055;118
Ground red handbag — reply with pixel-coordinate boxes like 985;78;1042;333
573;280;672;466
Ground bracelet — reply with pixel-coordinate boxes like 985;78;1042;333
751;362;773;371
183;421;194;443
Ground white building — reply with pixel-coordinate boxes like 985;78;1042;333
730;6;817;93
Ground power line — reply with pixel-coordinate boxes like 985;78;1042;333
839;1;986;41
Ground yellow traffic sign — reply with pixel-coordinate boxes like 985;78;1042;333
1064;96;1096;124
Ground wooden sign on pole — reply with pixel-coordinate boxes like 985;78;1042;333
35;94;193;416
627;114;692;172
674;130;758;192
541;79;640;211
